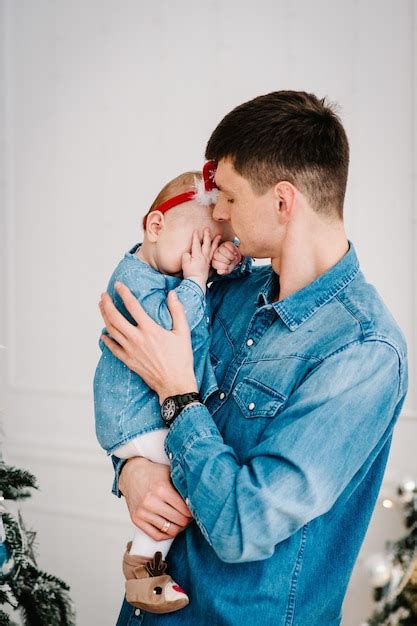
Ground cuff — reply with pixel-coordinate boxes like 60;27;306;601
178;278;206;300
111;455;127;498
235;256;253;276
163;402;221;497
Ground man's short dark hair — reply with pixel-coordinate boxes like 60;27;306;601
205;91;349;218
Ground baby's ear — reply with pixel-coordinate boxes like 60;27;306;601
145;211;164;242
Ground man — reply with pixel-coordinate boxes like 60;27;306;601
100;91;408;625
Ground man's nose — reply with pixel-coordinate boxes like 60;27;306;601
212;198;230;222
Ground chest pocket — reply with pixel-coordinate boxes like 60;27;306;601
232;377;286;418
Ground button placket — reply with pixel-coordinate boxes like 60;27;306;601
216;309;275;406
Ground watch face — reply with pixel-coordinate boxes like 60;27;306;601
162;398;176;422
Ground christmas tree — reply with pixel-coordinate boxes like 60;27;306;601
0;459;75;625
364;478;417;626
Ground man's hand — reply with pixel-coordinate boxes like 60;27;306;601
119;457;193;540
212;241;242;275
99;284;198;403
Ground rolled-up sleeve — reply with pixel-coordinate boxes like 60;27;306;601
111;455;126;497
164;339;406;563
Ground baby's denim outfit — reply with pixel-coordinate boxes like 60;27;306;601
94;243;251;455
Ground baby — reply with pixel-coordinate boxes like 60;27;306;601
93;166;252;614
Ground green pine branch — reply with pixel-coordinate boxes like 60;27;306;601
0;463;37;500
0;610;10;626
0;471;75;625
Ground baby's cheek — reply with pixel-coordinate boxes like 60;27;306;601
160;246;184;275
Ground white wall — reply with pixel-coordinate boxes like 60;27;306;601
0;1;416;624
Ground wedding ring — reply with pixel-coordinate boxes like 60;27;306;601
160;520;171;533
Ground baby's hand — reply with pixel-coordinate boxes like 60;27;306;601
212;241;242;275
182;229;221;293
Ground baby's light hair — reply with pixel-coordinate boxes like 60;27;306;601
142;171;202;230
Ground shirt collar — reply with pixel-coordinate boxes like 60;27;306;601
258;242;360;331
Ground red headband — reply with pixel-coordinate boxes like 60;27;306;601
142;161;218;229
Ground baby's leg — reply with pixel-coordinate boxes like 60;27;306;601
114;429;173;557
116;428;170;465
114;430;189;613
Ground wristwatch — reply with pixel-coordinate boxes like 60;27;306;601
160;392;202;427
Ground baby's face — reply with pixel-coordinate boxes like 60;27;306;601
154;201;235;276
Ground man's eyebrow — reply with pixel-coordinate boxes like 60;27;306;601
215;181;232;193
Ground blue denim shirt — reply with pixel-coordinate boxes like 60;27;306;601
94;243;252;454
114;243;407;626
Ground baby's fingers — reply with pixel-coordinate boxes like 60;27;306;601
191;230;202;257
181;251;192;269
212;258;232;274
209;234;222;261
214;245;237;264
201;227;213;257
222;241;241;259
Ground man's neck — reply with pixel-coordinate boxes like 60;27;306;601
271;223;349;302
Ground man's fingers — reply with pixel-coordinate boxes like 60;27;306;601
163;487;193;518
158;504;192;528
148;496;193;527
99;313;127;349
167;291;191;336
140;509;183;537
114;282;156;331
131;499;192;540
146;468;193;518
131;515;178;542
101;333;128;363
99;295;131;348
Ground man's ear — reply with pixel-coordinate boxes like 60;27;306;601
273;181;297;224
145;211;165;242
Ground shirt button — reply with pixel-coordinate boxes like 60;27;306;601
248;402;256;411
134;608;141;616
185;497;190;506
168;452;173;460
206;316;210;323
219;392;225;400
246;338;254;346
